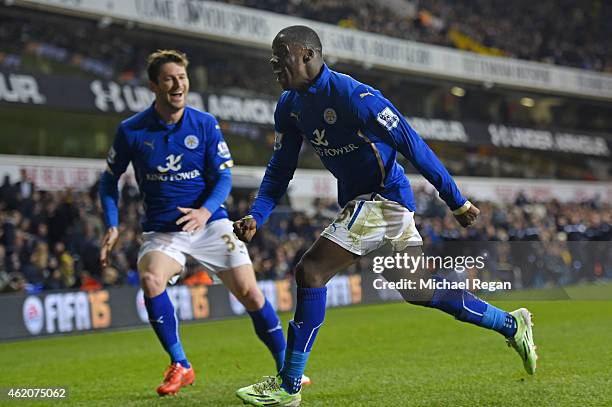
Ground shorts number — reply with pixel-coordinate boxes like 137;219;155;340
221;234;235;251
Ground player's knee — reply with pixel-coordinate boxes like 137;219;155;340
236;286;265;311
295;258;326;288
140;271;166;297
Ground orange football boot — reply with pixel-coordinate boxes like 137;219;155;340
156;362;195;396
301;374;312;386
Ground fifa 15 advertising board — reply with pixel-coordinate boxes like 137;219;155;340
1;274;378;341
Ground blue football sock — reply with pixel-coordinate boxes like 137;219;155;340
280;287;327;394
144;291;190;368
248;299;287;372
426;277;517;338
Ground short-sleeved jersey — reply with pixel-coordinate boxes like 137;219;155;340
107;104;232;232
250;64;465;227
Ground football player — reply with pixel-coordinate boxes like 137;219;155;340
99;49;309;396
234;26;537;406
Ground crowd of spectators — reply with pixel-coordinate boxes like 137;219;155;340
2;0;611;91
3;5;612;136
0;7;273;96
221;0;612;72
1;173;610;295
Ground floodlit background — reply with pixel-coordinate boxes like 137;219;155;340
0;1;610;405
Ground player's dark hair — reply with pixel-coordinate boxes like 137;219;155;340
146;49;189;83
276;25;322;54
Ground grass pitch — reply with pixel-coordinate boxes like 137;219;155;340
1;284;611;406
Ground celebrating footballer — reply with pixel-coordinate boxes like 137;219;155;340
233;26;538;407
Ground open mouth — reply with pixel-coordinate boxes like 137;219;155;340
274;71;286;83
272;66;286;82
169;91;183;101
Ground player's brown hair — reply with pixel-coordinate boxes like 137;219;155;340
146;49;189;83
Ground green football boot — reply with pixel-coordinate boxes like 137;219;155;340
507;308;538;375
236;375;301;406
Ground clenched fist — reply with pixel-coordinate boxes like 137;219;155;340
454;202;480;227
233;215;257;243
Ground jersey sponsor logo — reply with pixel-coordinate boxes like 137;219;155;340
107;146;117;164
376;107;399;131
143;140;155;150
323;108;337;124
145;169;201;182
217;141;231;158
290;111;300;121
156;154;183;173
311;129;329;146
359;90;374;98
310;129;359;157
184;135;199;149
274;132;284;151
313;143;359;157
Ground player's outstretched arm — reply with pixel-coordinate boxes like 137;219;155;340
233;215;257;243
99;125;133;267
99;226;119;268
248;95;303;229
351;87;474;226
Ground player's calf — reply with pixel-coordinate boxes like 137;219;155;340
139;252;192;391
218;265;286;371
419;275;518;338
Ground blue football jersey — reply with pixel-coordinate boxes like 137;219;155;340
250;64;466;227
104;104;233;232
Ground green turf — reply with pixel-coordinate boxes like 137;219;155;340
1;287;612;406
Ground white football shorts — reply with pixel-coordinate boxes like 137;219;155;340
321;194;423;256
137;218;251;275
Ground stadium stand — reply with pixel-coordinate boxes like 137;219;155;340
1;6;610;183
2;5;612;136
1;175;610;294
0;4;610;296
0;7;273;95
218;0;612;72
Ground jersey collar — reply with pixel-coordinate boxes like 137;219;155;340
302;64;330;96
149;102;188;130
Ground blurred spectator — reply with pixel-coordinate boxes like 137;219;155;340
0;175;18;210
15;169;34;201
0;173;610;293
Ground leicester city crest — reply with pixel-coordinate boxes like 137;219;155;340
184;135;199;149
323;108;337;124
